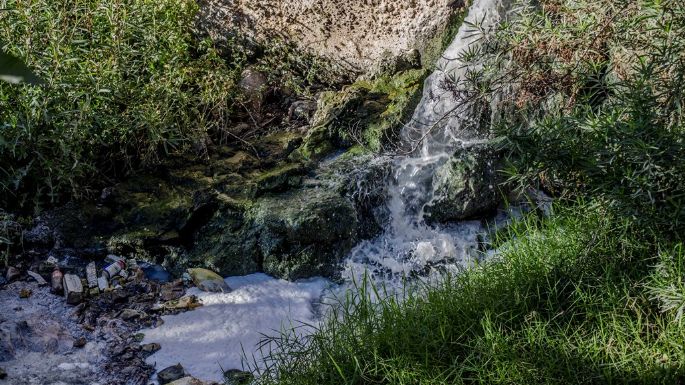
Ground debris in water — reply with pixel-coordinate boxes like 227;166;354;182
98;274;109;291
27;271;48;286
86;262;98;289
187;268;230;293
103;260;126;280
51;266;64;295
63;274;83;305
19;288;32;298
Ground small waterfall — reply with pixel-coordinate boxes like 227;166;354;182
342;0;513;285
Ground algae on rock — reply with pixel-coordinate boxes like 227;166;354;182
425;144;501;223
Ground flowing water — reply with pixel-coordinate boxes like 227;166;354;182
143;0;515;381
343;0;513;285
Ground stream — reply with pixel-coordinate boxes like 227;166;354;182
141;0;516;383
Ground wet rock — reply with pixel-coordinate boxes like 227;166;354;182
224;369;254;385
288;99;317;123
73;336;87;348
0;366;6;379
187;268;230;293
187;198;260;277
253;188;358;280
167;377;205;385
158;363;186;385
425;144;501;223
141;342;161;354
6;266;19;282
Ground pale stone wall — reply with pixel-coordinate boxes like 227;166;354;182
197;0;464;78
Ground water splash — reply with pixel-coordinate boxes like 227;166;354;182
342;0;513;286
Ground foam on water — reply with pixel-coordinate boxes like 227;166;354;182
142;274;332;383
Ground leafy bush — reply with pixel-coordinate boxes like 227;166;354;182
453;0;685;236
0;0;240;211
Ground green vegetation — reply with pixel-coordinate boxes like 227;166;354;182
296;69;427;160
0;0;239;210
253;1;685;384
0;0;339;212
256;205;684;384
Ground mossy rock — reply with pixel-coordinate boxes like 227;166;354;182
251;188;359;280
295;69;428;160
424;143;501;223
187;195;260;276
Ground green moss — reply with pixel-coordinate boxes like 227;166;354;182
296;68;427;159
421;3;470;69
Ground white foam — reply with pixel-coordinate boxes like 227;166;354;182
142;274;332;383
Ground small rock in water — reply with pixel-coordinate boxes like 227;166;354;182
6;266;20;282
27;270;48;286
73;337;87;348
19;288;32;298
0;366;6;379
187;268;230;293
224;369;254;385
141;342;161;354
167;377;205;385
158;363;185;385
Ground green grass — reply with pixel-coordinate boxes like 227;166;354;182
254;204;685;384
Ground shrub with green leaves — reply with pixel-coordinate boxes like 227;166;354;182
448;0;685;236
0;0;241;211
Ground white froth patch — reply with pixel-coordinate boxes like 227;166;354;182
142;273;331;383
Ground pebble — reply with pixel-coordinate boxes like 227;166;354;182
224;369;254;385
158;363;185;385
141;342;161;354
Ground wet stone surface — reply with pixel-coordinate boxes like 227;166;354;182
0;266;199;385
